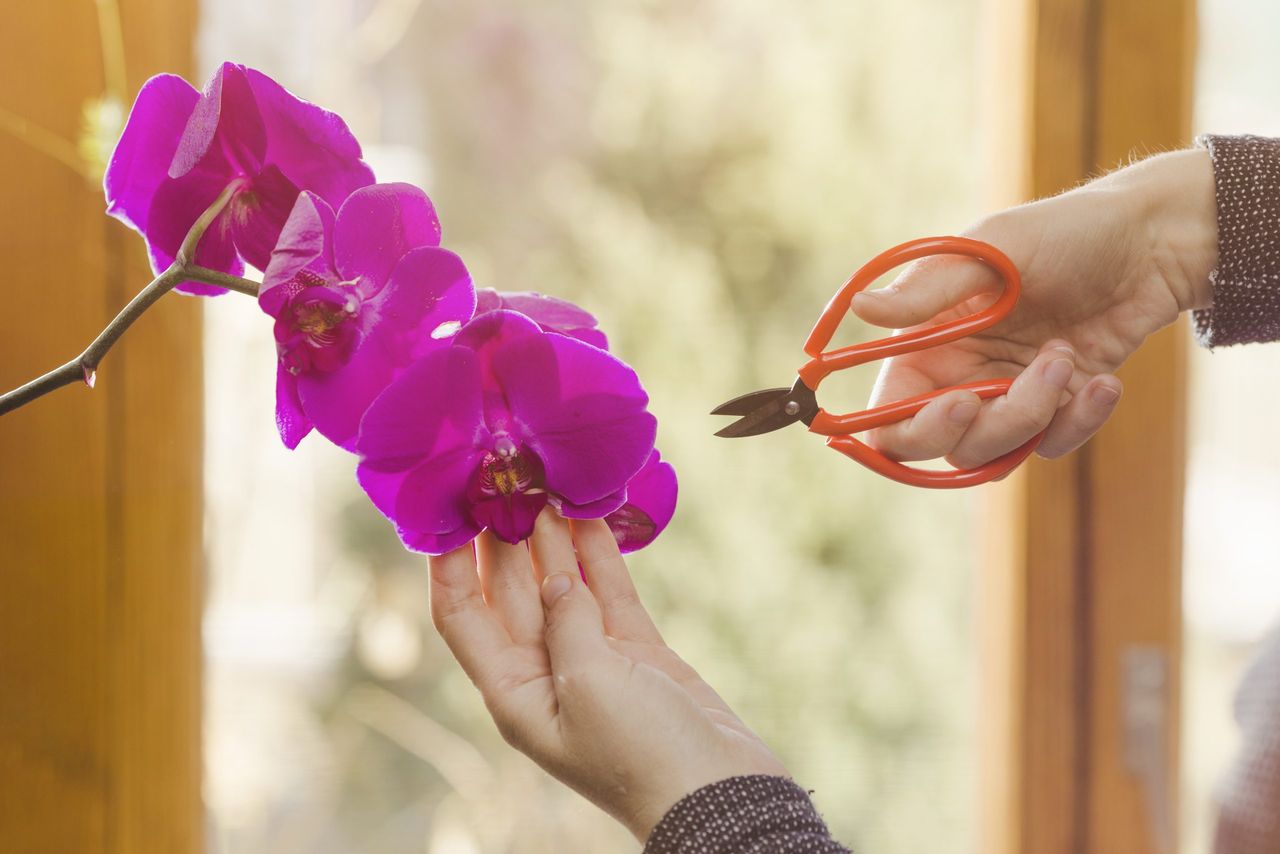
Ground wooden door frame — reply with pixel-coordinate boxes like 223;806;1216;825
979;1;1193;852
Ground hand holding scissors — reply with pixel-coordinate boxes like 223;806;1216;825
713;236;1052;488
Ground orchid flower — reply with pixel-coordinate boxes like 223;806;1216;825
104;62;374;295
260;183;475;450
475;288;608;349
605;450;678;553
355;310;657;554
475;289;678;550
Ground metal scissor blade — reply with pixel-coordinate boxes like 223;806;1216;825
713;389;799;438
712;377;820;438
710;387;791;417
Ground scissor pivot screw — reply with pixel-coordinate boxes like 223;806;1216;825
784;401;800;416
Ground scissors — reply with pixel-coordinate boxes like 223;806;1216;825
711;236;1044;489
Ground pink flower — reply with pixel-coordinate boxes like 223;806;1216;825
475;288;608;349
605;450;678;553
260;183;474;450
355;310;657;554
476;290;678;551
105;62;374;295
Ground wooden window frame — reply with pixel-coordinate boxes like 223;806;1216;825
979;1;1193;852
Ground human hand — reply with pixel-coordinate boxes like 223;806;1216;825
852;148;1218;467
427;511;787;840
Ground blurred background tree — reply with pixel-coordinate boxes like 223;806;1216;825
200;1;988;851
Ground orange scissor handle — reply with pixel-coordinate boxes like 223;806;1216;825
797;236;1020;390
798;236;1041;489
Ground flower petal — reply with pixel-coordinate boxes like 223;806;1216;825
170;62;265;180
475;288;608;349
492;332;656;505
396;523;482;556
296;332;396;450
334;183;442;290
259;191;337;316
454;308;543;353
372;247;476;362
606;450;678;552
104;73;200;233
471;491;549;544
557;486;629;519
355;347;484;466
243;66;375;208
452;310;544;431
145;170;244;296
392;447;484;535
227;164;301;271
274;362;313;449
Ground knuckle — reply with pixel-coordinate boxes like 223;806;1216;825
1004;401;1051;434
601;585;642;614
429;595;477;632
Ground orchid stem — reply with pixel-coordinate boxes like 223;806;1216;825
0;180;261;417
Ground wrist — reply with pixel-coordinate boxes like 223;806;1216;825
1123;148;1219;312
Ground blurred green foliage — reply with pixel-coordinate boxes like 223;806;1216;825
311;1;986;851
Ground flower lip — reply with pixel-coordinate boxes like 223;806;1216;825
274;282;359;375
466;441;548;543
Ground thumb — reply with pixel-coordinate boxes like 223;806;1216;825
851;252;1003;328
541;571;609;672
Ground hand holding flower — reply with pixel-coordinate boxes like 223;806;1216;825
428;511;787;841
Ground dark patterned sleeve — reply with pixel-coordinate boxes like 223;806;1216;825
642;775;852;854
1194;134;1280;347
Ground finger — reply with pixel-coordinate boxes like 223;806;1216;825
476;531;544;645
947;340;1077;469
569;518;664;644
865;388;983;462
529;508;578;584
428;543;512;686
851;253;1003;328
1036;375;1123;458
540;570;611;675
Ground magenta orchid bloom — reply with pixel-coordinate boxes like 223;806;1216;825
475;288;608;349
105;62;374;296
260;183;475;450
355;310;657;555
605;450;678;553
477;290;678;551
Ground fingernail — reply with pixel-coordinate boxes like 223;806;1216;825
1044;357;1073;387
1090;383;1121;406
541;573;573;606
949;400;980;423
